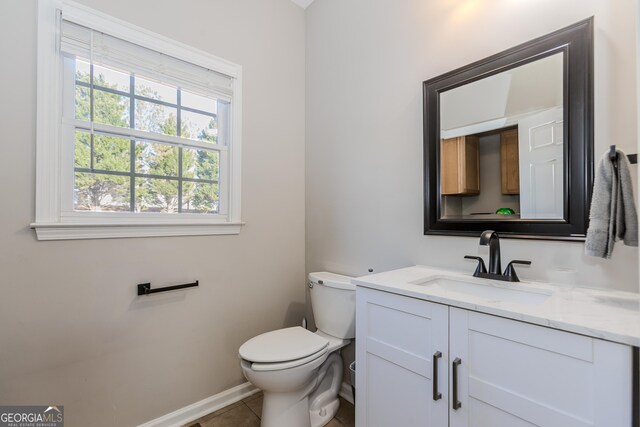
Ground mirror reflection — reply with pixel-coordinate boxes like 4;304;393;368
439;53;564;221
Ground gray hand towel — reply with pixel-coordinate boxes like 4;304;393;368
585;149;638;259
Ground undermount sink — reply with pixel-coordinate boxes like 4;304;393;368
409;276;552;306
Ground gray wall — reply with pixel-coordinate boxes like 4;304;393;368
306;0;638;290
0;0;305;425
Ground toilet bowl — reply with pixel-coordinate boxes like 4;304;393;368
239;272;355;427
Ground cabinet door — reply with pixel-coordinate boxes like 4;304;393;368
500;128;520;194
441;136;480;195
461;135;480;194
356;287;449;427
441;137;463;195
449;308;633;427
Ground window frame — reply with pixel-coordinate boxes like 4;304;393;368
33;0;243;240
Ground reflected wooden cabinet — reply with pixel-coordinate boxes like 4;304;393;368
500;128;520;195
440;136;480;196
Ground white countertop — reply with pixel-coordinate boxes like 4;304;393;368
353;266;640;347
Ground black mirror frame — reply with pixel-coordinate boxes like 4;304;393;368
423;18;594;241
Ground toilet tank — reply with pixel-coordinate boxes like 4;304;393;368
309;272;356;339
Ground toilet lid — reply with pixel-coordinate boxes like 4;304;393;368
239;326;329;363
251;346;328;372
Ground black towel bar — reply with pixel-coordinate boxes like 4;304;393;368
137;280;199;296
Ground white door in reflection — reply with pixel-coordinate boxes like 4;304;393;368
518;107;564;219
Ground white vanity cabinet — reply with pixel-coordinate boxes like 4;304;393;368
356;287;634;427
355;287;449;426
449;307;632;426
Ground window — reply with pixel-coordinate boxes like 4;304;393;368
34;0;243;240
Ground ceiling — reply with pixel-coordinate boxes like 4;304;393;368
291;0;315;9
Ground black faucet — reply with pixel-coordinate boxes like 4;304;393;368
479;230;501;275
464;230;531;282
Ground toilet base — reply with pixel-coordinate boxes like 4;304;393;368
308;352;343;427
255;352;344;427
261;392;312;427
309;397;340;427
260;393;340;427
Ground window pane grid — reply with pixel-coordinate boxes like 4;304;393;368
177;89;183;213
75;81;217;117
74;59;222;215
129;73;136;212
89;63;94;123
77;81;217;119
75;128;224;159
88;63;95;180
76;80;128;97
90;133;95;170
71;121;224;152
75;60;220;145
73;132;220;213
74;167;218;184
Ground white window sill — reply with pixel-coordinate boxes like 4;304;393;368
30;221;244;241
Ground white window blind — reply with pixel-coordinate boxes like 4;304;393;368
60;20;233;101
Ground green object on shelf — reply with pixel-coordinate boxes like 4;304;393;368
496;207;515;215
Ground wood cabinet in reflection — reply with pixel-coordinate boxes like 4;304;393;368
500;128;520;195
440;135;480;196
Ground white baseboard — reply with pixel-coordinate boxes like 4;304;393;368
138;382;259;427
139;380;352;427
339;381;354;405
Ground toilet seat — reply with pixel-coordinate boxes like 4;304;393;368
250;346;328;371
239;326;329;369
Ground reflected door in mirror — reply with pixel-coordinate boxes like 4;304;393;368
517;107;564;219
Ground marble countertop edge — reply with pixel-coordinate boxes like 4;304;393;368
352;265;640;347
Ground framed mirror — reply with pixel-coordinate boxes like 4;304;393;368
423;18;593;240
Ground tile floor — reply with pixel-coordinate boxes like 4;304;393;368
183;392;355;427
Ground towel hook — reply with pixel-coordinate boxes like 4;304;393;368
609;144;637;164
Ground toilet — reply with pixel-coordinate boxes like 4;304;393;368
239;272;355;427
